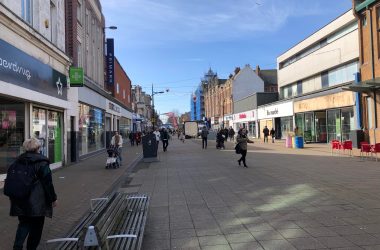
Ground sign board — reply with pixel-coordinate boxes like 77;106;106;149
0;39;67;100
258;101;293;119
233;110;257;122
106;38;114;86
69;67;84;87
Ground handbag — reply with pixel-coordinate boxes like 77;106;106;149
234;143;241;154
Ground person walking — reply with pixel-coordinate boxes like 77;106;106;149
5;138;57;250
263;126;269;143
161;128;170;152
201;126;209;149
110;131;123;165
236;128;254;168
153;128;161;149
228;127;235;142
270;127;275;143
128;131;135;146
135;132;141;146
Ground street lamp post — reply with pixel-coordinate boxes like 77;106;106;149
151;84;166;130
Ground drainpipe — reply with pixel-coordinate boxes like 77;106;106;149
368;7;378;142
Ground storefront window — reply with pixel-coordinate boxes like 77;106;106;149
0;100;24;175
120;117;131;141
248;121;256;138
327;109;341;142
315;111;327;143
78;103;105;156
280;116;293;139
32;108;47;156
341;108;354;141
295;113;304;137
305;112;315;142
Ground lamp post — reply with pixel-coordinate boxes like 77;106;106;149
151;84;168;130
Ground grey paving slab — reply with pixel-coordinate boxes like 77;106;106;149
230;242;264;250
258;239;297;250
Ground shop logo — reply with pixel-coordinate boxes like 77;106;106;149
267;108;278;116
56;77;63;95
0;57;31;80
239;114;246;119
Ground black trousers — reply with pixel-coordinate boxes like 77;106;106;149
202;138;207;148
239;150;247;166
13;216;45;250
163;140;168;151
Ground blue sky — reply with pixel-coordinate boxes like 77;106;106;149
101;0;352;114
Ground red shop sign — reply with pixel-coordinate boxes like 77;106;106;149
239;113;247;119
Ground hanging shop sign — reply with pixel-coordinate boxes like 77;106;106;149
0;39;67;100
106;38;115;86
69;67;84;87
258;101;293;119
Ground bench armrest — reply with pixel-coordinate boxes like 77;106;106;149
106;234;137;250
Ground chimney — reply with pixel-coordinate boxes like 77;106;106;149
255;65;260;76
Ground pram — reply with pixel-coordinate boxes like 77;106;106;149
106;146;120;169
216;133;225;149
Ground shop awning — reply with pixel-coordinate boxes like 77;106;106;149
342;78;380;93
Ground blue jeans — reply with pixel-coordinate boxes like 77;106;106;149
13;216;45;250
117;147;122;163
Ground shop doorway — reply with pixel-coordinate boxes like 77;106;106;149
315;111;327;143
32;107;63;164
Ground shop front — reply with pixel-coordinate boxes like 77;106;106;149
258;101;294;139
294;92;356;143
0;38;71;178
233;110;257;138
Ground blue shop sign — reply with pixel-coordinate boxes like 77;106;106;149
0;39;67;100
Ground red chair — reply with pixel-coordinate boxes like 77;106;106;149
331;140;341;155
341;140;353;156
360;142;372;159
371;143;380;161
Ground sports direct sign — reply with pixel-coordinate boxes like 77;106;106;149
233;110;257;122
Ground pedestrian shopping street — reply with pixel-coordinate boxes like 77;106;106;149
2;138;380;249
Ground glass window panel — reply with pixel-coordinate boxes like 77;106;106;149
295;113;304;138
341;108;354;141
305;112;315;142
0;100;24;175
32;108;47;156
327;109;341;142
315;111;327;143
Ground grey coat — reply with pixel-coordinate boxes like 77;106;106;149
236;134;253;150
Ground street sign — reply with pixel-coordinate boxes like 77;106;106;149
69;67;84;87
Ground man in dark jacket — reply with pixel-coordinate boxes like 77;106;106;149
8;138;57;250
263;126;269;143
201;126;209;149
161;128;170;152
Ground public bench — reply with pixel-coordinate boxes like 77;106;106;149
46;192;149;250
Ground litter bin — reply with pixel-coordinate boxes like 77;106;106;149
295;136;304;148
142;134;158;161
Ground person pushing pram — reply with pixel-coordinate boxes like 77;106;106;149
107;131;123;167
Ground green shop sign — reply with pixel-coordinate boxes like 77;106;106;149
69;67;84;87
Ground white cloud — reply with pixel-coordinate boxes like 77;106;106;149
101;0;327;46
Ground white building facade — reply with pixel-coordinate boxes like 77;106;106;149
0;0;73;180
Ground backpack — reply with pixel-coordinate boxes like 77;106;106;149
3;158;38;200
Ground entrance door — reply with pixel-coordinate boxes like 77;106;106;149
47;111;62;164
304;112;315;142
315;111;327;143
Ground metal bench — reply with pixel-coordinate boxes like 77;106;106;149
46;193;149;250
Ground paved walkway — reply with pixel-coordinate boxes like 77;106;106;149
2;138;380;249
0;143;143;250
128;138;380;250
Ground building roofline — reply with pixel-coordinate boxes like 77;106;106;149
278;8;353;58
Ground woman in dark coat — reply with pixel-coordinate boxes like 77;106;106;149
9;138;57;250
236;128;254;168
